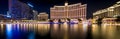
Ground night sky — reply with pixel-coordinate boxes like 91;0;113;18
0;0;119;18
0;0;8;15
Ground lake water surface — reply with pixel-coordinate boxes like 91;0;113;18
0;23;120;39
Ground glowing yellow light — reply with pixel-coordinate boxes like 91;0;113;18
117;1;120;4
110;7;114;8
65;2;68;6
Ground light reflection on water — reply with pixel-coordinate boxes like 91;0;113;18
0;24;120;39
92;24;120;39
6;24;12;39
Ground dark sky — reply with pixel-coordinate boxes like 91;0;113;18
0;0;8;15
0;0;119;18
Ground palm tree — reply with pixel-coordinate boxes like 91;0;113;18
78;19;82;21
115;15;120;23
96;18;103;25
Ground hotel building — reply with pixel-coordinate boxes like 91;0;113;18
37;12;48;21
50;2;87;20
93;1;120;18
93;9;108;18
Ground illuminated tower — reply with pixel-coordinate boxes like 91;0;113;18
33;10;38;20
9;0;17;18
65;2;68;18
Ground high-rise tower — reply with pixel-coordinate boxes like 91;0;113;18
8;0;33;20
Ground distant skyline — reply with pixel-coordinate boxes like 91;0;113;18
0;0;119;18
19;0;87;18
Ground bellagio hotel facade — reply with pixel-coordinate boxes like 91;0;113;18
50;2;87;20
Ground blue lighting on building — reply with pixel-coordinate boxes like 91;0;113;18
7;11;11;18
9;0;34;20
27;3;34;8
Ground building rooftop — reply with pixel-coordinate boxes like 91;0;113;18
93;9;108;15
39;12;48;14
52;3;85;8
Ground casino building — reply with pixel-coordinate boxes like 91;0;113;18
93;1;120;18
9;0;33;20
50;2;87;20
37;12;48;21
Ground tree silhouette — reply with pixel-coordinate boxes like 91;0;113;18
115;16;120;23
96;18;103;24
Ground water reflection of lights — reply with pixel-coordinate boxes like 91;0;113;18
53;24;59;30
37;24;50;36
102;25;116;39
0;24;4;34
82;21;88;33
92;24;99;36
28;32;35;39
17;24;20;30
92;24;118;39
6;24;12;33
71;24;78;32
102;23;120;26
83;25;87;33
6;24;12;39
82;21;88;26
62;23;68;31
